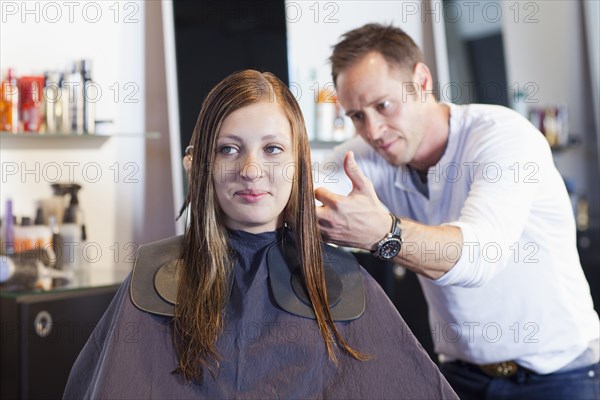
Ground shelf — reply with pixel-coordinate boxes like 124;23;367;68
550;135;582;152
1;131;160;138
0;131;160;150
310;140;344;150
0;266;128;298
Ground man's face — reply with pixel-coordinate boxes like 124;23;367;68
336;52;430;167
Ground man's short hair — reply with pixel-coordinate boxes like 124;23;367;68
330;23;424;85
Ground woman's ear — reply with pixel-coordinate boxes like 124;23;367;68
183;156;192;181
183;145;193;182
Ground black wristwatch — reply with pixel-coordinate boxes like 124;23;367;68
372;213;403;260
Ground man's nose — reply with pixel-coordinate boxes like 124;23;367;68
364;114;385;142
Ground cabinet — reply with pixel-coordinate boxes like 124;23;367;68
0;270;124;400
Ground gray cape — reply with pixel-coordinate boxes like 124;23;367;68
64;230;457;399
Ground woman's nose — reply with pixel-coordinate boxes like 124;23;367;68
240;154;264;182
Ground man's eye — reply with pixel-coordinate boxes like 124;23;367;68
378;100;391;111
350;113;364;123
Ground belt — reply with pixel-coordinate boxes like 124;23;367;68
452;360;523;378
478;361;519;378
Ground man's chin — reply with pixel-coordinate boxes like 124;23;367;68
378;149;406;167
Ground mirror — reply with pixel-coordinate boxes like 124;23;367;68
441;0;508;106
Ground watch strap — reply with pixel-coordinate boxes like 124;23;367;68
371;213;402;259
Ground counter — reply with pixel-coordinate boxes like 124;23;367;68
0;267;128;400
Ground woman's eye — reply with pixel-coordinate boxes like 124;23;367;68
219;146;238;154
265;146;283;154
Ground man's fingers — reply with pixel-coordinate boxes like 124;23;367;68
314;186;342;207
343;151;370;193
315;206;332;228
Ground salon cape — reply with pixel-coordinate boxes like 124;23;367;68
63;230;457;399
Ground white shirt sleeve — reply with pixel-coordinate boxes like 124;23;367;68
433;116;554;287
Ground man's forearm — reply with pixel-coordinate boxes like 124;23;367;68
392;218;463;280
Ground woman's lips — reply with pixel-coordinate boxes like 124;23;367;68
235;190;269;203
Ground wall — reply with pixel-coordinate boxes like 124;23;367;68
0;1;147;271
583;0;600;175
502;0;599;227
143;1;176;242
443;0;502;104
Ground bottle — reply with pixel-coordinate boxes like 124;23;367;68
13;217;36;253
60;208;81;271
66;184;86;241
34;206;53;255
60;184;85;270
0;255;16;283
316;87;336;141
3;199;15;254
576;196;589;232
0;68;20;133
49;182;71;224
543;108;558;147
44;71;61;134
19;76;45;133
556;105;569;147
333;96;352;142
80;60;95;134
59;71;71;133
68;62;84;134
512;90;528;118
49;215;63;270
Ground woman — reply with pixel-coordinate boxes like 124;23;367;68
63;70;457;399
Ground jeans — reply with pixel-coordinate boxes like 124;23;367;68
439;361;599;400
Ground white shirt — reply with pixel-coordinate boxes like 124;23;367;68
324;103;600;374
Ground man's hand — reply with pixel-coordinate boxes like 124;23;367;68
315;151;391;250
316;151;462;279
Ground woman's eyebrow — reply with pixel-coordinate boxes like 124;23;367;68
218;134;288;141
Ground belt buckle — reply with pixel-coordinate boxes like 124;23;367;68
479;361;518;378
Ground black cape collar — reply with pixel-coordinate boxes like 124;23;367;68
130;232;365;321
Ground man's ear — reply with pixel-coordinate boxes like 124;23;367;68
413;62;432;91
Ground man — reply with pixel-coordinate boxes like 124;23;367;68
315;23;599;399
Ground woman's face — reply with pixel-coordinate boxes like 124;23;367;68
213;101;295;233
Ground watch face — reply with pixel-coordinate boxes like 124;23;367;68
379;238;402;259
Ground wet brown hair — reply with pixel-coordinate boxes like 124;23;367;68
176;70;366;383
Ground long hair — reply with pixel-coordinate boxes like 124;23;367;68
330;23;424;85
175;70;366;383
